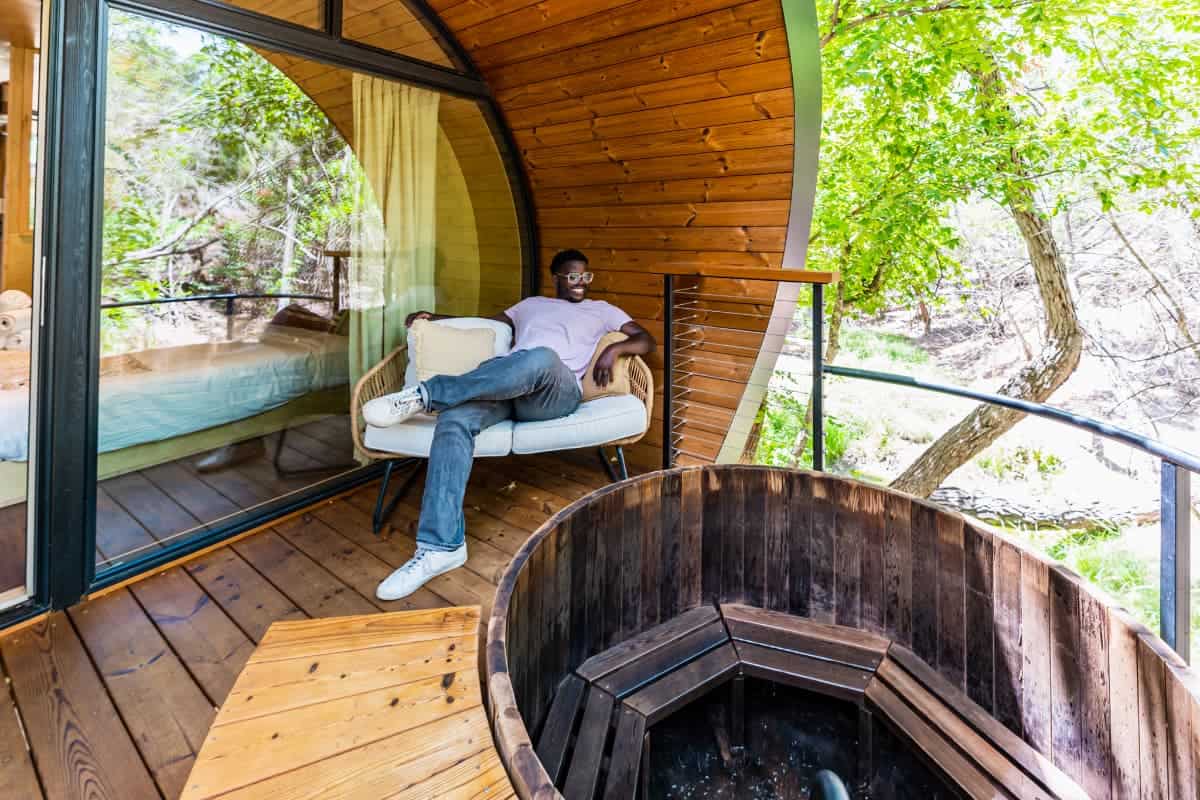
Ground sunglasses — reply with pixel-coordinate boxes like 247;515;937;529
559;271;594;286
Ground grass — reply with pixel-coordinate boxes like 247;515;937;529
842;329;930;365
753;389;866;470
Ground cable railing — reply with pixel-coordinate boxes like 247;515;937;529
657;266;1199;662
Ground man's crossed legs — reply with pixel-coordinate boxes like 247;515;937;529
369;347;580;599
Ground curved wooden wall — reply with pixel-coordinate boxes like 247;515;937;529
424;0;801;470
487;466;1200;800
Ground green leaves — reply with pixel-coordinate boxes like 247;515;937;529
810;0;1200;322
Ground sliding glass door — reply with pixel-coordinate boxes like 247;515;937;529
93;8;523;575
0;0;45;608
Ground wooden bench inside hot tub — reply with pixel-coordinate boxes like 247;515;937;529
530;602;1088;800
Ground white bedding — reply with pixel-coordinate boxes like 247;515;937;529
0;326;349;462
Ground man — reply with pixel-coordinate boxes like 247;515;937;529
364;249;656;600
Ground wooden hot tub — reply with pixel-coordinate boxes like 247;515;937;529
486;465;1199;799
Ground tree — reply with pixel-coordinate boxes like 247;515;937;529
801;0;1200;495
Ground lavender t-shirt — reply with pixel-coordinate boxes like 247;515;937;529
505;296;633;381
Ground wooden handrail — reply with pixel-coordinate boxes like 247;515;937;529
653;264;838;283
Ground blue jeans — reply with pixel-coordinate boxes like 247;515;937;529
415;347;581;551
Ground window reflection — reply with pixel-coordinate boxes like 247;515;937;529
95;11;521;570
0;0;43;604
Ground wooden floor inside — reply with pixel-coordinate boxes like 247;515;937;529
0;451;610;799
0;415;359;596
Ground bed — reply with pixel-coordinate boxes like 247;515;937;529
0;324;349;480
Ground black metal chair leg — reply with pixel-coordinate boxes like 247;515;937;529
373;458;424;534
598;446;619;482
615;446;629;481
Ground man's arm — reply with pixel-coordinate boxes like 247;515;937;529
593;321;656;387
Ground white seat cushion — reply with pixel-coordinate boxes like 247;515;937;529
364;415;514;458
403;317;513;388
511;395;647;454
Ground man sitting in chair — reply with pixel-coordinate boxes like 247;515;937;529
363;249;656;600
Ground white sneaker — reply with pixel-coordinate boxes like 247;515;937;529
363;386;424;427
376;544;468;600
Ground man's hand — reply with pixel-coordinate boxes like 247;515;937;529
405;310;433;328
593;344;619;387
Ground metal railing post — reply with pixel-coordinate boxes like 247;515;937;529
662;274;674;471
224;296;236;341
811;283;824;472
1161;460;1192;662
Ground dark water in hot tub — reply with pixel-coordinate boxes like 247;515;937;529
647;679;960;799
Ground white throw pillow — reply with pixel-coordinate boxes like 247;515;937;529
408;318;497;383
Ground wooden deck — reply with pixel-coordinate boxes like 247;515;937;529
0;451;609;800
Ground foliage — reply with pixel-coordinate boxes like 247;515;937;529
755;383;864;469
102;12;358;346
807;0;1200;321
976;445;1066;480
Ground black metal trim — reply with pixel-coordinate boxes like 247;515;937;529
1161;462;1191;661
324;0;342;38
90;462;384;590
662;275;674;470
824;364;1200;473
0;599;49;632
396;0;480;77
811;283;824;471
35;0;109;609
109;0;489;99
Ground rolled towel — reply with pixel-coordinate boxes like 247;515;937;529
0;290;32;311
0;307;32;333
4;330;31;351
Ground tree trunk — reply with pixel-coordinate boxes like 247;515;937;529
890;198;1083;497
790;283;846;465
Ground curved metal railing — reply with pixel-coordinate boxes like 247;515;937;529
822;363;1197;662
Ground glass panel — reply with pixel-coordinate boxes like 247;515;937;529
96;10;522;572
215;0;324;30
341;0;455;68
0;0;44;605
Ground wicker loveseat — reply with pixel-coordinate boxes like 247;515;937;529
350;317;653;532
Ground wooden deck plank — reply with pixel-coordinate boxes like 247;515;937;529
2;614;160;800
69;589;216;798
270;513;452;612
103;471;204;542
185;546;308;642
140;461;242;524
129;566;256;703
232;531;379;619
95;486;161;563
0;652;43;799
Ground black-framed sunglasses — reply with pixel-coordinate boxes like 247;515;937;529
559;271;594;286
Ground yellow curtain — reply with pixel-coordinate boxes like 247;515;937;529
348;76;440;387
